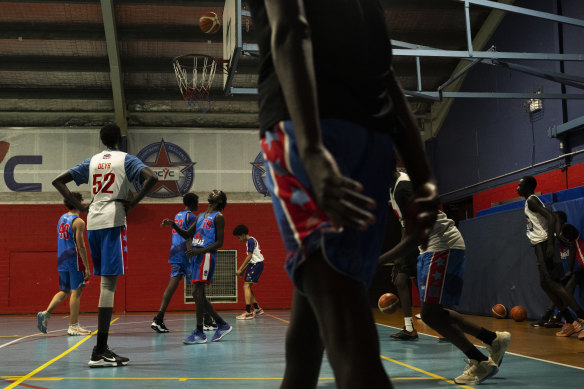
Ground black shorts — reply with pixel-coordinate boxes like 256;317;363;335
393;249;418;278
534;241;563;283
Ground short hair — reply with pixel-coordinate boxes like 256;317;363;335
554;210;567;225
208;189;227;211
64;192;83;210
233;224;249;236
183;192;199;209
521;175;537;192
100;124;122;148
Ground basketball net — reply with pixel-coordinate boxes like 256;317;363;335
173;54;225;113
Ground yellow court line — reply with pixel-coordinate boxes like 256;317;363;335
0;376;443;382
3;318;119;389
264;313;289;324
380;355;474;389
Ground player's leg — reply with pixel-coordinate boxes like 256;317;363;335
280;288;324;389
37;290;68;333
68;286;91;336
296;251;392;389
152;265;183;333
237;282;255;319
391;255;417;340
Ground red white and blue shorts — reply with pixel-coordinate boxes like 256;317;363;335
260;119;395;291
417;249;465;305
88;225;127;276
189;251;216;284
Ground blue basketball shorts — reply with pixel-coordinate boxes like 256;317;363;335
190;251;216;284
58;270;85;291
260;119;395;291
244;261;264;284
417;249;465;305
170;262;189;278
88;225;127;276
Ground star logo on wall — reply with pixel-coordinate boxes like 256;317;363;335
141;140;195;197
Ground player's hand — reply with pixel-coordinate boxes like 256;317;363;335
161;218;174;227
84;269;91;282
236;270;243;277
78;203;90;213
404;182;439;250
301;146;376;230
186;248;203;257
116;199;136;215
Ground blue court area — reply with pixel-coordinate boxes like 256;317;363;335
1;311;583;388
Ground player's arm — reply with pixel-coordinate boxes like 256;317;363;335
122;167;158;214
263;0;375;230
385;68;438;249
72;218;91;281
379;234;418;266
237;252;253;277
527;197;556;256
52;172;88;213
161;218;198;240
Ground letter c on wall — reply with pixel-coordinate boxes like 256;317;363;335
4;155;42;192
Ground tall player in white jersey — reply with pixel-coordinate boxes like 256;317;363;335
517;176;584;336
53;124;158;368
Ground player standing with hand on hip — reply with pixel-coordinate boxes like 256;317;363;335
52;124;158;367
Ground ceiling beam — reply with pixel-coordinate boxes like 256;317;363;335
100;0;127;132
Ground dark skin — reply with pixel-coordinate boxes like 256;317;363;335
52;138;158;214
517;178;555;258
163;192;225;258
264;0;438;246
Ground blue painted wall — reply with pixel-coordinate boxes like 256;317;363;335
428;0;584;202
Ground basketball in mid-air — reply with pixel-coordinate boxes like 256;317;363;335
491;304;507;319
510;305;527;322
199;11;221;34
378;293;400;314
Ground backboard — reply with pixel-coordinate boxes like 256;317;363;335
223;0;258;95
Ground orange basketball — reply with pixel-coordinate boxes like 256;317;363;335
378;293;400;314
199;11;221;34
510;305;527;322
491;304;507;319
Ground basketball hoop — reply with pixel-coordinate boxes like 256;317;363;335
172;54;227;113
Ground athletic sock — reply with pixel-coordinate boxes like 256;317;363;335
197;324;204;332
253;303;260;310
246;304;252;313
155;311;164;321
477;327;497;345
96;307;113;353
404;317;414;332
463;347;488;362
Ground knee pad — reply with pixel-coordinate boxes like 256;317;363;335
98;276;118;308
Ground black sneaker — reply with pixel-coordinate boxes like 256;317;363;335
390;328;419;341
88;346;129;368
203;322;217;331
151;317;169;333
544;319;563;328
530;319;546;327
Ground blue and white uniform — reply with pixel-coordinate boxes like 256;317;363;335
57;213;86;291
190;211;221;284
69;150;147;276
244;237;264;284
168;210;196;278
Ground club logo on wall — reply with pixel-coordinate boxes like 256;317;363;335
251;152;269;197
134;139;195;198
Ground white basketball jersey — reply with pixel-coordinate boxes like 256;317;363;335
524;194;548;245
389;172;410;227
249;237;264;264
87;150;131;230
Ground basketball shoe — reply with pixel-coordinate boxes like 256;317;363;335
183;329;207;344
203;321;217;331
88;346;129;368
236;311;255;320
254;308;264;316
68;324;91;336
556;321;581;337
390;328;418;341
151;317;170;333
454;358;498;385
211;323;232;342
484;331;511;366
37;311;50;334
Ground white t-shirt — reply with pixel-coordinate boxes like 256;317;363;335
420;211;466;254
247;237;264;264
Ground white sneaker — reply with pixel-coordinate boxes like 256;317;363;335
485;331;511;366
415;313;422;319
236;311;255;320
68;324;91;336
454;358;498;385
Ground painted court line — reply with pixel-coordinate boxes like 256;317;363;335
3;318;118;389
